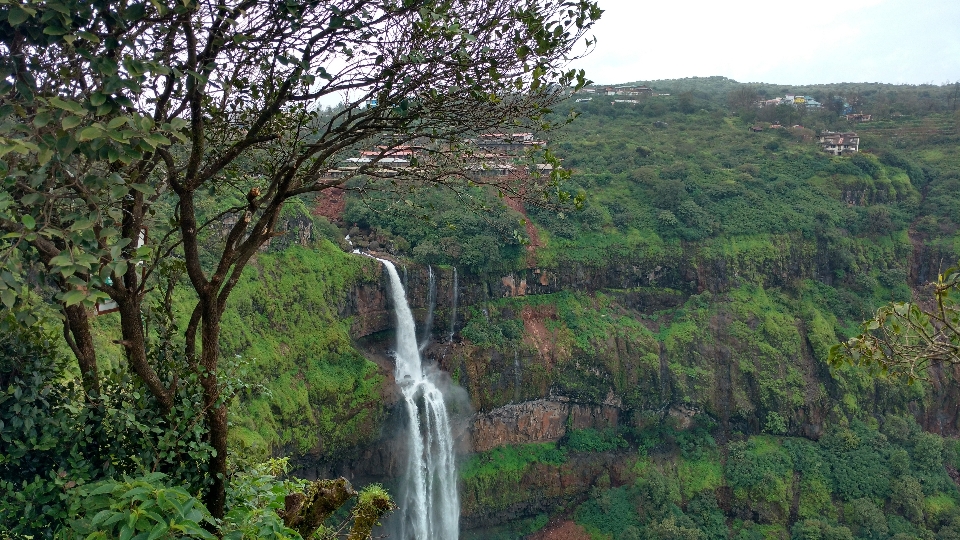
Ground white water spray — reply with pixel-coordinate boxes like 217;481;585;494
448;267;458;343
378;259;459;540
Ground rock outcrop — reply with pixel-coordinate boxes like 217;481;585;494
471;400;619;453
460;451;635;530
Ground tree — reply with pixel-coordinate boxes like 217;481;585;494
726;85;758;113
830;263;960;383
0;0;601;523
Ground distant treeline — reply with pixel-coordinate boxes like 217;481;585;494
599;76;960;118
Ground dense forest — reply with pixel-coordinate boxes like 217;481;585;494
4;73;960;539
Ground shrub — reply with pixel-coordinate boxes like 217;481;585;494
0;322;214;536
764;412;788;435
890;476;925;524
846;498;888;539
564;428;628;453
790;519;853;540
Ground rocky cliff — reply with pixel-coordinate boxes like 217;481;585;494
317;236;960;530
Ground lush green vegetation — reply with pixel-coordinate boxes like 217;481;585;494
448;280;940;431
1;238;390;536
220;242;385;460
86;238;385;462
0;320;303;537
343;184;530;275
459;443;568;518
460;417;960;539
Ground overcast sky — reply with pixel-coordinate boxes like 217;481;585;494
570;0;960;86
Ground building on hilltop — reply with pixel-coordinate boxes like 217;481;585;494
474;132;544;153
330;133;550;182
818;131;860;155
608;85;653;96
578;85;653;97
758;95;821;109
845;113;872;122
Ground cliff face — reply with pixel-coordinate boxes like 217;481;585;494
326;236;959;530
471;400;620;453
460;450;635;529
342;230;921;339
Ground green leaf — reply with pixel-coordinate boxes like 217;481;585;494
7;6;32;25
49;97;86;115
107;116;128;129
57;133;79;156
103;512;126;526
0;288;15;309
62;115;83;129
78;126;102;141
21;214;35;230
146;522;168;540
77;30;100;43
91;509;114;526
43;24;70;36
0;271;17;288
49;253;73;266
33;111;53;127
62;289;86;306
123;487;150;499
37;147;53;165
90;93;107;107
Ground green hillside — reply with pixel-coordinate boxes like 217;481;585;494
343;80;960;538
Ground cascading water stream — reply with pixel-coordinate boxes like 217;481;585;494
378;258;459;540
448;267;458;343
420;266;436;353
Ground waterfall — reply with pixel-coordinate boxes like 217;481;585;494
448;267;458;343
420;266;436;353
379;259;459;540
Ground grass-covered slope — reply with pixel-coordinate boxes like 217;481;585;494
221;242;385;460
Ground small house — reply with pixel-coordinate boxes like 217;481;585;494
818;131;860;155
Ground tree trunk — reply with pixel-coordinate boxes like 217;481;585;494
117;296;173;412
199;303;228;520
63;303;100;397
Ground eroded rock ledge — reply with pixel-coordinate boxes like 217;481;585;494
471;399;619;452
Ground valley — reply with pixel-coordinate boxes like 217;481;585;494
215;79;960;538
